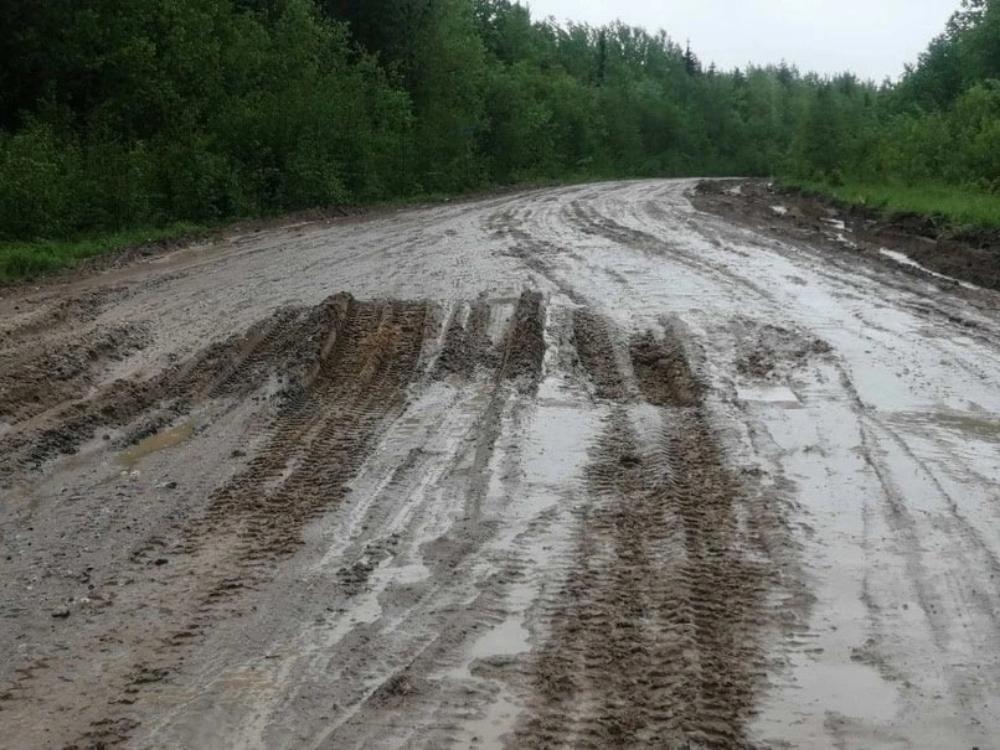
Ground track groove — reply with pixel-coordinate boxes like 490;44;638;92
517;328;766;749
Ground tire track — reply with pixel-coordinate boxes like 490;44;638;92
0;296;349;482
572;309;628;401
517;325;767;749
60;296;432;748
0;321;149;423
629;328;703;408
564;198;772;302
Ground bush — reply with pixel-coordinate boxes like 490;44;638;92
0;124;82;239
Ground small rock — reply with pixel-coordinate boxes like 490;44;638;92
231;449;246;458
51;607;71;619
154;558;169;566
158;480;178;490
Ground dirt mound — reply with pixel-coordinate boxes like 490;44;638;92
498;290;546;391
433;299;494;378
572;309;627;400
629;329;703;407
694;179;1000;291
0;322;149;423
734;321;832;380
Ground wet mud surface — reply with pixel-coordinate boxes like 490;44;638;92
516;330;767;749
694;179;1000;292
2;179;1000;749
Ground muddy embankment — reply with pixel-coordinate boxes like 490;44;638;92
693;179;1000;292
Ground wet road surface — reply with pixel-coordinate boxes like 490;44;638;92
1;180;999;749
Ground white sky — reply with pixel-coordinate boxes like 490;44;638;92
525;0;962;81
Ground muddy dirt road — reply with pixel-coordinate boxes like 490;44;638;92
2;180;999;749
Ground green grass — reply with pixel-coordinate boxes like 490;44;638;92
786;179;1000;230
0;222;207;283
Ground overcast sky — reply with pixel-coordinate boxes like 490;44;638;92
525;0;961;81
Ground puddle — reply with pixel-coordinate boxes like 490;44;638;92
521;403;597;486
793;660;898;722
736;385;801;407
486;301;516;346
459;686;521;749
119;422;195;467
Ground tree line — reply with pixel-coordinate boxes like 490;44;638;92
1;0;997;241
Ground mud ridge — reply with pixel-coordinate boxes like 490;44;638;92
433;298;494;378
497;290;546;391
572;309;628;400
517;326;767;749
193;296;429;563
629;328;703;407
0;322;150;424
0;295;358;482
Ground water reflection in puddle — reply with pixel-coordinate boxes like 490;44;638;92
119;422;195;467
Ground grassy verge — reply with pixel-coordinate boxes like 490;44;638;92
0;222;207;284
785;179;1000;230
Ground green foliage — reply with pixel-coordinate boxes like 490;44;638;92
0;0;412;240
0;223;203;282
2;0;998;274
790;179;1000;229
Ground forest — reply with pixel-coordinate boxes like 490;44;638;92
1;0;998;270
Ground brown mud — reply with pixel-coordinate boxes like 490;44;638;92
693;179;1000;292
732;319;832;381
629;328;703;407
518;328;767;749
571;309;628;400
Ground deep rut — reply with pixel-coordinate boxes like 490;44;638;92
0;296;363;481
9;290;557;749
195;295;431;563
